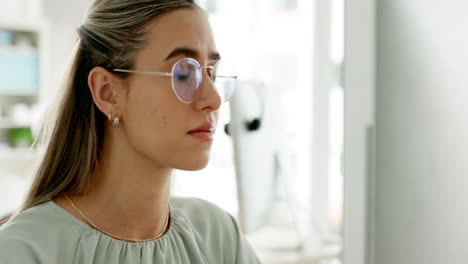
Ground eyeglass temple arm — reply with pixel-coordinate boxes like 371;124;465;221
113;69;173;77
216;75;238;79
114;69;237;79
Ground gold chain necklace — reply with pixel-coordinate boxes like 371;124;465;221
65;195;170;242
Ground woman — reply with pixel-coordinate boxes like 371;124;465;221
0;0;260;263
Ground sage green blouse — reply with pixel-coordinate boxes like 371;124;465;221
0;197;261;264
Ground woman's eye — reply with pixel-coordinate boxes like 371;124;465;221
207;67;215;81
175;73;190;81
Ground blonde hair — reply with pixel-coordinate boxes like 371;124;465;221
18;0;200;213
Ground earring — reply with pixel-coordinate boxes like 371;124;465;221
108;112;120;128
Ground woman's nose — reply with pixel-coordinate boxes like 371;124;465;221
193;67;221;111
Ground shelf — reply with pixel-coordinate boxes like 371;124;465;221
0;16;48;179
246;225;342;264
0;147;40;179
0;92;37;97
0;93;37;106
0;146;37;156
0;18;47;33
0;119;30;129
0;19;44;99
254;244;341;264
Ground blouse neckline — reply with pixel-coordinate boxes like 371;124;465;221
47;199;177;245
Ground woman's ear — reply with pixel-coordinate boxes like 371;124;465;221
88;66;120;116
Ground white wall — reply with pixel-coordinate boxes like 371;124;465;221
373;0;468;263
41;0;91;103
342;0;376;263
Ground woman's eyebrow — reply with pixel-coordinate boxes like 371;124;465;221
164;47;221;61
209;52;221;61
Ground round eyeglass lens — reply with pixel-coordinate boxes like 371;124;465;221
172;58;202;103
213;60;237;102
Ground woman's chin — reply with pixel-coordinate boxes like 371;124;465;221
177;163;209;171
175;156;210;171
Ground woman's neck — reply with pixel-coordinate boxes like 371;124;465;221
56;134;174;241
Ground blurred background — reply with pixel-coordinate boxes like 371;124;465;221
0;1;467;264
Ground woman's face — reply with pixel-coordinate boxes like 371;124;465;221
119;8;222;171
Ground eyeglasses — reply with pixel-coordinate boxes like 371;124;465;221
113;58;237;103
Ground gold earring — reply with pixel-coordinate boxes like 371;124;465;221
108;112;120;128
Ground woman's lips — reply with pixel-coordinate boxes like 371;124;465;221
188;122;213;133
188;122;215;142
188;131;214;142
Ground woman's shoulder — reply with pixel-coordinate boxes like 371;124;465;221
1;200;79;233
0;201;82;262
0;201;58;237
170;196;237;231
170;196;240;242
169;197;240;260
170;196;230;217
169;196;260;264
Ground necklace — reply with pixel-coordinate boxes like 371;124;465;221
65;195;170;242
